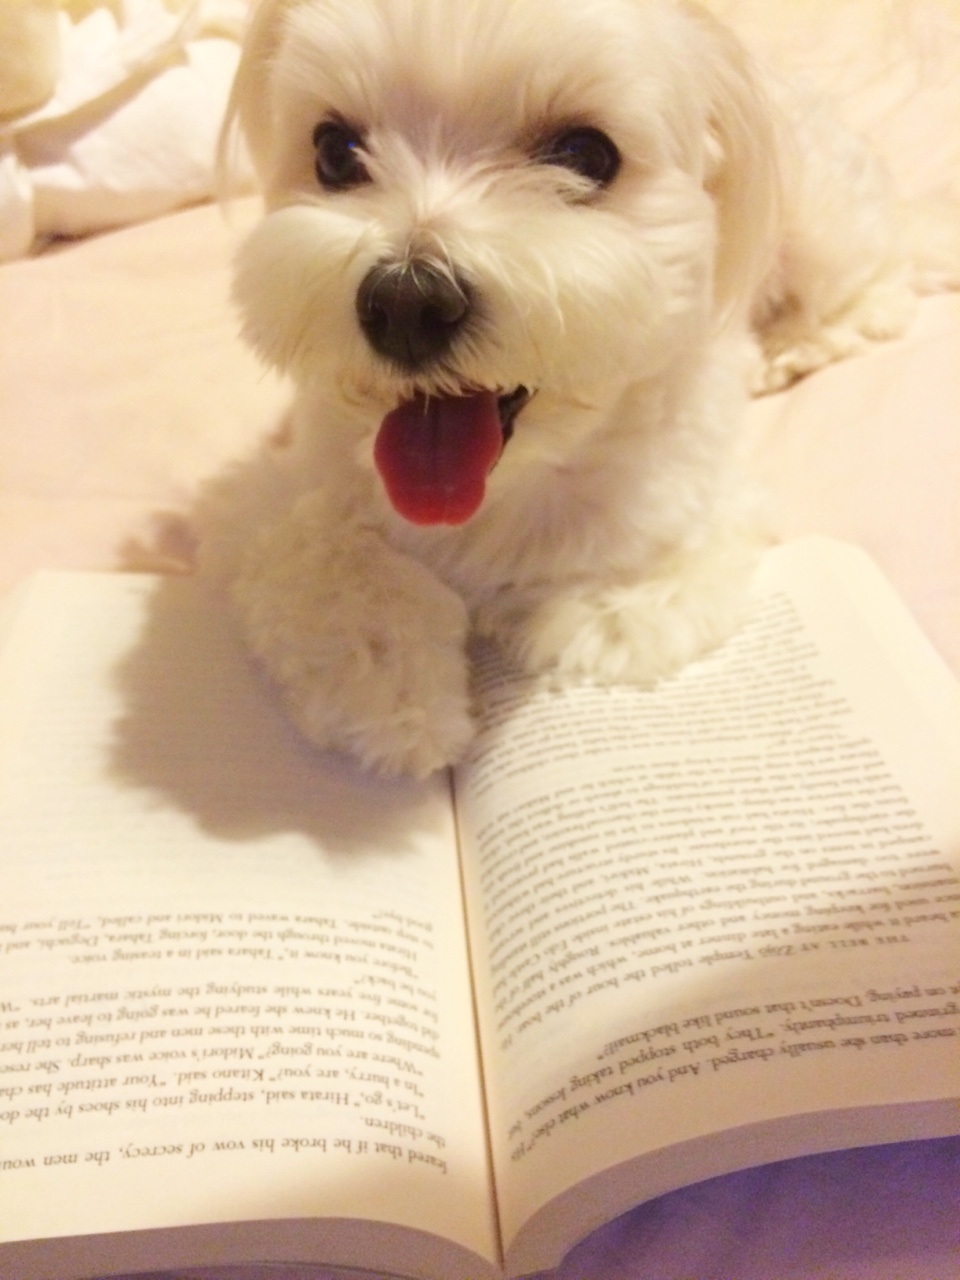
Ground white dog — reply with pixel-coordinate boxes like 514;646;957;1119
203;0;949;777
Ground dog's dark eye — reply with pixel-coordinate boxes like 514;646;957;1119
313;120;369;190
539;126;621;188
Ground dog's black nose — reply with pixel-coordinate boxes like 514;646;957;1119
356;259;470;369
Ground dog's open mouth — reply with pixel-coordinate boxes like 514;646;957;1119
373;386;531;526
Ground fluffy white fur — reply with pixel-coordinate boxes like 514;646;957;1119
203;0;953;777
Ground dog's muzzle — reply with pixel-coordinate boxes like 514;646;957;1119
356;258;532;527
356;258;471;371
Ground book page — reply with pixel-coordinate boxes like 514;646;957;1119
453;537;960;1275
0;574;499;1280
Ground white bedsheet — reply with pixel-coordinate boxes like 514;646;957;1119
0;0;250;261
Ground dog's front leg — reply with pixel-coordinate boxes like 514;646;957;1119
477;529;761;687
232;492;475;777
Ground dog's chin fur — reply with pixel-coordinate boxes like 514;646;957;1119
201;0;957;778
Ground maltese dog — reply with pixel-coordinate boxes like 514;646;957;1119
203;0;945;777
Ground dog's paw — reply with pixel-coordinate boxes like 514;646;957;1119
479;535;760;686
234;512;475;778
752;273;917;395
286;612;475;779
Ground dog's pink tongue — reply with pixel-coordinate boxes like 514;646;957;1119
374;391;502;525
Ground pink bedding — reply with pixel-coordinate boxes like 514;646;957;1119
1;1;958;1276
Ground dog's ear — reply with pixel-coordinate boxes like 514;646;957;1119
218;0;296;193
684;2;782;326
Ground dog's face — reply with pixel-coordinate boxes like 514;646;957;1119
227;0;777;527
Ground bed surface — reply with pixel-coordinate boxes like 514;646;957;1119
1;0;958;1276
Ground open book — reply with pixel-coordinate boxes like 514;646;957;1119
2;537;958;1280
